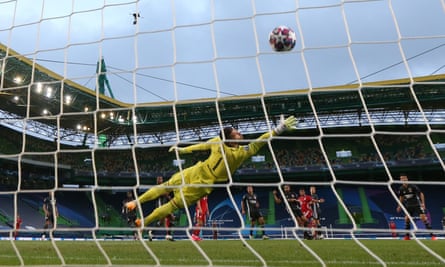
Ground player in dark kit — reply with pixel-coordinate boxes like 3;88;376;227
122;190;138;239
241;186;269;239
396;174;436;240
42;192;58;240
309;186;324;239
273;184;311;239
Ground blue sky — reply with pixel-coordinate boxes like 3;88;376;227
1;0;445;104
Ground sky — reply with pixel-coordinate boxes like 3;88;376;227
1;0;445;104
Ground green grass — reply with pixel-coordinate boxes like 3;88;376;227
0;239;443;266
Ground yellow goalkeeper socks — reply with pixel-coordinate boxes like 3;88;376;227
144;201;176;226
138;185;170;204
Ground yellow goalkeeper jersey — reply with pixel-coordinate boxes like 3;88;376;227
181;131;275;183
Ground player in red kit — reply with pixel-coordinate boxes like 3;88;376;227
298;188;313;220
389;220;397;238
14;215;22;240
191;196;209;241
298;188;313;239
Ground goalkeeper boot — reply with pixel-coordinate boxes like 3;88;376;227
191;234;202;241
124;201;137;213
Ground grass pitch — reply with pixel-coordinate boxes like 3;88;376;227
0;239;443;266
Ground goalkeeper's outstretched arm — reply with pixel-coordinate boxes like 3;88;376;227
168;115;297;154
168;137;218;154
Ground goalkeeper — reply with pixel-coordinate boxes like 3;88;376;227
125;116;297;228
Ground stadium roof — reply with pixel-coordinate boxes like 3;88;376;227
1;43;445;146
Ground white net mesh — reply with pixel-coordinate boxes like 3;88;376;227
1;0;445;266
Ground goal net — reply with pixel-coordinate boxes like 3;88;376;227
1;0;445;266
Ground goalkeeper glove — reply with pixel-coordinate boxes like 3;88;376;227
274;115;297;135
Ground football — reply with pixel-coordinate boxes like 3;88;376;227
269;25;297;52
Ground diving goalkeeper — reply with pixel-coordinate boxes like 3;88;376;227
125;116;297;228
